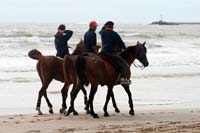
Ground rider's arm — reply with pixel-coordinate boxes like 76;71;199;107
115;32;126;50
99;26;105;35
91;33;98;53
63;30;73;41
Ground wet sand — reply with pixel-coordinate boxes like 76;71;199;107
1;109;200;133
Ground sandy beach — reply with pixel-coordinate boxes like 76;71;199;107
1;24;200;133
0;109;200;133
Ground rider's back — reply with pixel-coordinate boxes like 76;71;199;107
100;29;125;53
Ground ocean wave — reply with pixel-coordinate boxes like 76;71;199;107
124;33;152;38
2;69;36;73
0;37;53;43
0;78;39;83
13;32;34;37
132;73;200;79
147;42;163;49
1;72;199;83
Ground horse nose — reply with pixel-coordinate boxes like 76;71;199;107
145;61;149;67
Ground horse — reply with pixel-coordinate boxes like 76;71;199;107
28;40;119;115
62;47;121;115
28;40;89;115
66;41;149;118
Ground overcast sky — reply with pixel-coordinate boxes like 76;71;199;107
0;0;199;24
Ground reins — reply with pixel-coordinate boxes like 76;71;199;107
133;45;145;70
133;62;145;70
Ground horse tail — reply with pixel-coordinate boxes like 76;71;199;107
75;55;87;84
28;49;42;60
63;55;73;84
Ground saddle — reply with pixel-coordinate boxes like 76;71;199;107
99;54;120;71
82;53;122;85
56;56;64;60
82;53;120;71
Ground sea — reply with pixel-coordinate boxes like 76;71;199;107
0;23;200;115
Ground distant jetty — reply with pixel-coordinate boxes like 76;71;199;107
151;20;200;25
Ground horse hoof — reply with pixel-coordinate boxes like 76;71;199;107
115;108;120;113
64;111;70;116
84;106;88;111
129;110;135;116
73;111;79;115
38;112;43;115
104;113;109;117
85;107;90;114
92;114;99;118
59;108;65;114
64;107;73;116
49;108;54;114
86;110;90;114
63;110;68;116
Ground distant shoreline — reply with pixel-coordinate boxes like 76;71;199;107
151;20;200;25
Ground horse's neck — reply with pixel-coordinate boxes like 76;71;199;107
121;46;139;66
72;48;84;55
124;56;136;66
72;44;84;55
72;41;84;55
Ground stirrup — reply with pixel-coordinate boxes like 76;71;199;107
119;78;132;85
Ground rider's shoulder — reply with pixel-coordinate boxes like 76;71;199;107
64;30;73;35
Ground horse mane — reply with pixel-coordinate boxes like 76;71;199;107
72;39;84;55
120;45;137;60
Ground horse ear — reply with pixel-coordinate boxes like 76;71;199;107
143;41;146;46
80;38;83;43
137;41;139;45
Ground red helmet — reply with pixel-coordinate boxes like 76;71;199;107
89;21;98;27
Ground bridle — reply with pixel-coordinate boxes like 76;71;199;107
134;45;146;70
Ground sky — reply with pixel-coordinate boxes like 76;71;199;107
0;0;200;24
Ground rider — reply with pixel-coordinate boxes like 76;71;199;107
54;24;73;58
84;21;98;54
99;21;131;84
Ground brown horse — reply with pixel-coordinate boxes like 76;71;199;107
28;40;88;115
66;41;149;118
62;49;120;115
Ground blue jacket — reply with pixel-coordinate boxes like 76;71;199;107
54;30;73;58
99;29;126;53
84;29;96;53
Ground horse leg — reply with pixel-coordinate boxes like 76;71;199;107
36;89;44;115
65;84;81;116
110;87;120;113
122;84;135;115
103;86;113;117
80;86;89;113
60;84;69;114
103;85;120;117
43;92;53;114
111;96;120;113
88;85;98;118
36;79;52;115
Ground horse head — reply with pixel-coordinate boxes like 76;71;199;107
135;41;149;67
121;41;149;67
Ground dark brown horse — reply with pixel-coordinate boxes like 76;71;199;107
62;49;120;115
28;40;88;115
66;41;149;118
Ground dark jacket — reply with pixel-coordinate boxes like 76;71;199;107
54;30;73;58
84;29;97;53
99;29;126;53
